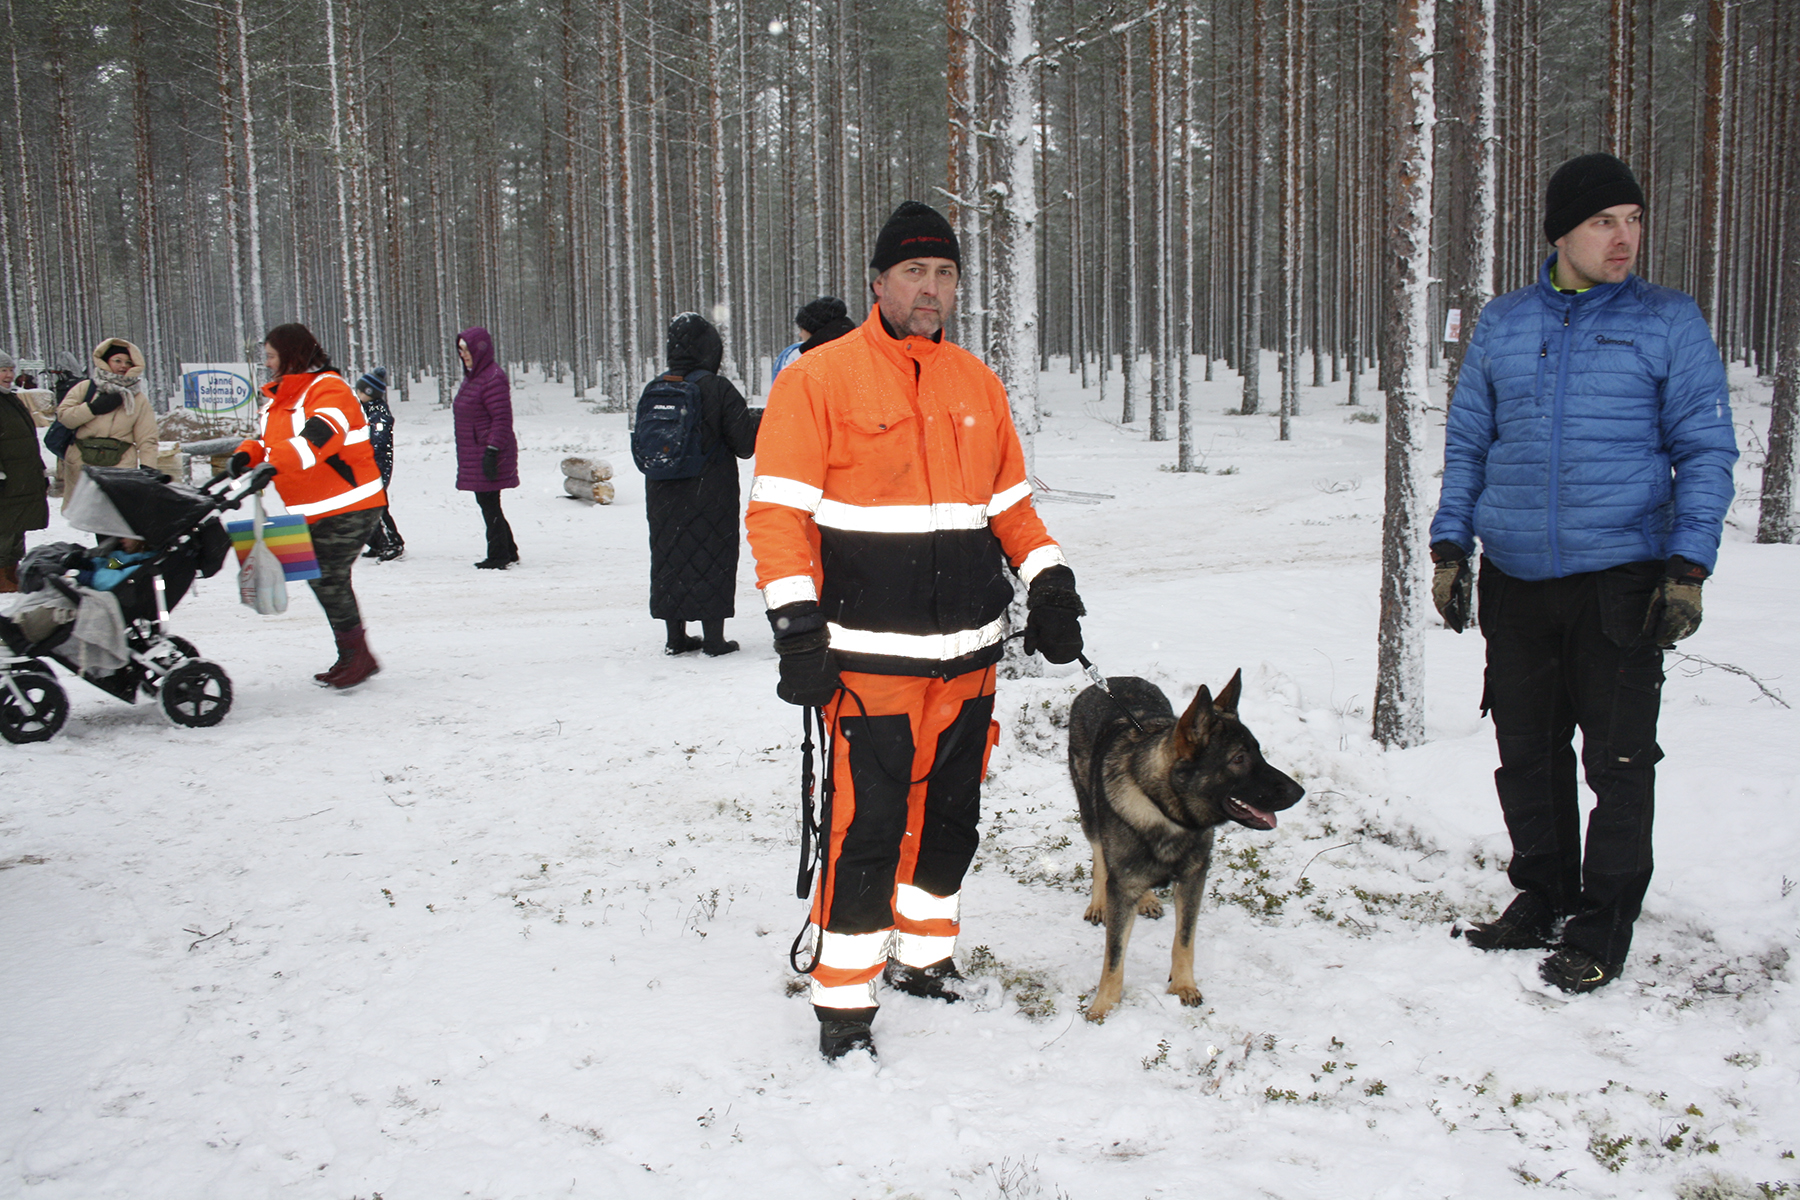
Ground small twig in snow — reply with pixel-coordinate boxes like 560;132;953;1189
185;922;234;951
1668;652;1790;708
1038;1012;1077;1051
1294;841;1358;887
279;807;333;822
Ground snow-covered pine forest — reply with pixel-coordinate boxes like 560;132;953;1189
4;0;1800;1195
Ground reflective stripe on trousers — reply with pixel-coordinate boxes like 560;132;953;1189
807;667;1000;1010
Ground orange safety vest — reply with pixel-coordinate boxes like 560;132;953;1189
747;306;1064;678
236;371;387;523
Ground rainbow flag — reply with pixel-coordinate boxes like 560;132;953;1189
225;514;322;582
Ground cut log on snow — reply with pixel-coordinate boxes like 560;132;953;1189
560;456;613;482
562;476;615;504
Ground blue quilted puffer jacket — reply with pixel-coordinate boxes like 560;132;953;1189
1431;256;1739;581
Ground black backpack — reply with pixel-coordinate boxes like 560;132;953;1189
631;368;712;480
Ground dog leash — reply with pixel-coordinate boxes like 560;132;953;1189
789;703;834;975
1078;653;1147;735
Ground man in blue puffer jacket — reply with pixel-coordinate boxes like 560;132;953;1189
1429;153;1739;995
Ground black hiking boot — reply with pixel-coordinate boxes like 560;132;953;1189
702;639;739;657
1539;947;1619;995
1455;893;1557;952
664;634;703;655
883;957;966;1003
817;1006;878;1061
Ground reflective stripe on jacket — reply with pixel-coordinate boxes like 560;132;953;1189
747;306;1063;678
1432;256;1739;580
236;371;387;523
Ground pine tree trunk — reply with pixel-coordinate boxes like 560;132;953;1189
988;0;1039;466
1120;28;1138;425
1373;0;1436;750
5;0;43;359
1241;0;1267;416
1758;4;1799;544
234;0;265;342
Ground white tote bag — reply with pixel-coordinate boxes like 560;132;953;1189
238;494;289;615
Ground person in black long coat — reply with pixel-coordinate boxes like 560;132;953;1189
647;312;761;656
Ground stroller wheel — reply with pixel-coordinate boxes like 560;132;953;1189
1;669;70;744
158;659;233;728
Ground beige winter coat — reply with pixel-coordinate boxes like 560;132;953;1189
55;339;158;507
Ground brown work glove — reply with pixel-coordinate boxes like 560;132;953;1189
1430;541;1472;633
1642;555;1707;646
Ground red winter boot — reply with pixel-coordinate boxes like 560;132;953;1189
315;629;353;684
322;626;380;689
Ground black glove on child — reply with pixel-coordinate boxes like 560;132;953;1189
1024;565;1085;664
768;601;841;707
86;390;124;416
1643;555;1707;646
1430;541;1473;633
482;446;500;481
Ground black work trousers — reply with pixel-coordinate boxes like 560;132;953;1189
1478;559;1666;969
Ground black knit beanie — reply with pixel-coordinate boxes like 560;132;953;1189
869;201;961;273
794;296;849;334
1544;153;1645;244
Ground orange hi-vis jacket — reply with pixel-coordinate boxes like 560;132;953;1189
747;306;1065;678
235;371;387;523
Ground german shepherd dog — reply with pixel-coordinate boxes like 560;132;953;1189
1068;672;1304;1021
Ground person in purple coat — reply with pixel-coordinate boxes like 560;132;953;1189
453;327;520;569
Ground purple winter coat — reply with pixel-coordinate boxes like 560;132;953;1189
453;326;519;491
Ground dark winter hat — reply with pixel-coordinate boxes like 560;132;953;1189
358;366;389;396
869;201;961;273
1543;153;1645;244
794;296;849;334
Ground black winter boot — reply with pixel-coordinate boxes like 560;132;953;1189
1539;946;1620;994
883;957;966;1003
664;620;703;655
816;1006;878;1061
1455;893;1558;952
701;619;738;657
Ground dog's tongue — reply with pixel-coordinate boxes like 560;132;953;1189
1235;800;1277;830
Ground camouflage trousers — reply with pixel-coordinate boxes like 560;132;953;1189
307;507;383;632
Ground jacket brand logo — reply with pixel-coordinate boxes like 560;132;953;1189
1595;335;1636;347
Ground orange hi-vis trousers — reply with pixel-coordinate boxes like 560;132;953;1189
807;667;1000;1012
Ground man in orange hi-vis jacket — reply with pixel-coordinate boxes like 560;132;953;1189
747;201;1086;1061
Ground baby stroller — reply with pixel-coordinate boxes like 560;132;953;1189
0;463;277;743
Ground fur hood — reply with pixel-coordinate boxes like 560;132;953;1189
89;338;147;394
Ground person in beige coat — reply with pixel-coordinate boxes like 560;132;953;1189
54;338;158;509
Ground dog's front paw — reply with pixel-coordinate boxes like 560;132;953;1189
1136;892;1164;919
1167;981;1203;1007
1082;900;1105;925
1085;977;1123;1021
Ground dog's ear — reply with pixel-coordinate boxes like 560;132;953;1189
1174;684;1217;757
1214;669;1243;717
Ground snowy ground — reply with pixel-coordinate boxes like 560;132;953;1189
4;354;1797;1200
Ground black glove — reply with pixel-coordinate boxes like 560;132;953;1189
1430;541;1472;633
482;446;500;481
1643;555;1706;646
86;390;124;416
228;450;253;478
1024;564;1085;664
768;601;840;706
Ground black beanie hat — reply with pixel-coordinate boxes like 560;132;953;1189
794;296;848;334
1544;153;1645;244
869;201;961;273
